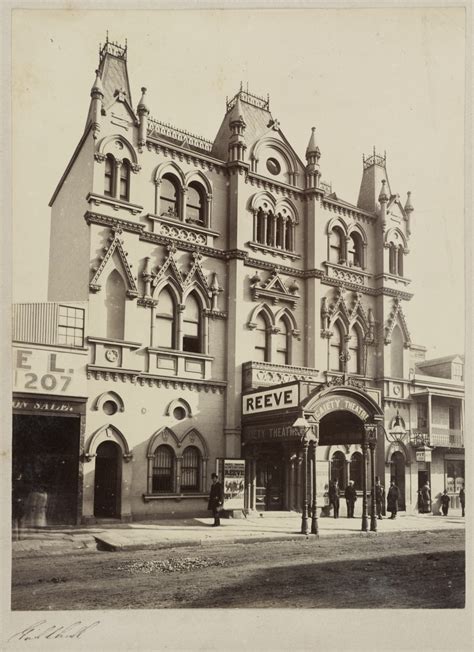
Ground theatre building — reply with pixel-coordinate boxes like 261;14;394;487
12;37;464;525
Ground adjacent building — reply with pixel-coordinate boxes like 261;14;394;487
12;37;464;525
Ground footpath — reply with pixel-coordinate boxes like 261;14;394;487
11;510;465;557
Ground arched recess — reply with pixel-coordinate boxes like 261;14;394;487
97;135;138;165
325;444;350;462
347;223;367;268
250;136;298;181
94;391;125;413
274;307;298;334
184;170;213;195
326;216;349;237
166;398;193;419
248;191;276;214
248;303;275;330
146;427;180;459
84;424;133;462
180;428;209;458
347;321;364;375
105;268;126;340
153;161;186;187
152;276;182;304
301;384;384;420
384;227;408;251
391;324;404;378
385;440;410;464
275;197;299;224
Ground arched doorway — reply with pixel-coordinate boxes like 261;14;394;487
94;441;122;518
390;451;406;511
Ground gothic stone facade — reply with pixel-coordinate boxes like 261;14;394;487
12;38;464;524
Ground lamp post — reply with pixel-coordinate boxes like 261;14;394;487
310;432;320;535
361;432;368;532
365;423;378;532
292;415;317;536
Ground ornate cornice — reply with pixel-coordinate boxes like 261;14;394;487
85;211;145;234
87;192;143;216
250;269;300;308
247;241;301;261
138;374;226;393
245;171;303;200
145;140;227;175
322;198;376;224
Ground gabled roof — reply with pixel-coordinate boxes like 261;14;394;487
417;354;464;367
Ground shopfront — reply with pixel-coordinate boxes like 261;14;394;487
12;343;87;526
242;381;384;531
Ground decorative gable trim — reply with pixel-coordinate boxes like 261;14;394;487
384;298;411;346
250;269;300;308
89;227;138;298
321;287;375;342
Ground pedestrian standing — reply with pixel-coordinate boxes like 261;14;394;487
208;472;224;527
344;480;357;518
440;490;450;516
387;481;400;519
418;481;431;514
459;486;465;517
328;480;340;518
375;477;385;520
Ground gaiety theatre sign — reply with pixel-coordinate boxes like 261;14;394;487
313;396;369;422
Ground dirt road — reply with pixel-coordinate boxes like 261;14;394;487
12;529;464;610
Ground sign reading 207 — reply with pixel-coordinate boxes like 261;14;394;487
14;350;74;393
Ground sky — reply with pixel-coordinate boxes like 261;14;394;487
11;8;466;358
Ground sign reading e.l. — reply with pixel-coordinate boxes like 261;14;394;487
242;383;299;416
12;345;87;396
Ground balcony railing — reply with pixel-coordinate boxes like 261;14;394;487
410;429;463;448
242;361;320;390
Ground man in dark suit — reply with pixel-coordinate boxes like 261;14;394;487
208;472;224;526
375;477;385;520
328;480;340;518
344;481;357;518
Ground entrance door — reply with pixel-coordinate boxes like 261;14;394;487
256;460;284;511
391;452;406;511
94;442;121;518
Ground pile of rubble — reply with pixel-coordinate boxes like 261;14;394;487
116;556;227;574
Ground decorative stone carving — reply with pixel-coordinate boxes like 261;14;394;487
250;268;300;308
384;297;411;346
89;228;139;298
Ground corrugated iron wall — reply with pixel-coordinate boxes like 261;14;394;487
12;303;59;345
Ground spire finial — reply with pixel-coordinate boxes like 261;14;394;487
404;191;414;213
306;126;320;158
378;179;388;203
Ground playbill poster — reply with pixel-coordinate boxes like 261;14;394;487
2;3;471;652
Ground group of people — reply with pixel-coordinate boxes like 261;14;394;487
327;478;406;520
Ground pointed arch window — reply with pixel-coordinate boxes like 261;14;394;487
285;220;294;252
187;182;205;225
266;212;274;247
330;321;344;372
348;232;363;268
119;159;131;201
397;245;404;277
181;446;201;492
160;175;180;218
276;215;285;249
348;324;363;375
152;445;175;493
105;269;125;340
330;227;345;264
254;312;271;362
156;288;176;349
256;209;266;244
275;317;290;365
182;293;202;353
104;155;115;197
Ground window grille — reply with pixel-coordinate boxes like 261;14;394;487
181;446;200;492
152;445;175;493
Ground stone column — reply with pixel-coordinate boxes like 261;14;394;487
361;435;368;532
301;440;309;534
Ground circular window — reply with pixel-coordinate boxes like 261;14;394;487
103;400;118;416
173;406;186;421
266;158;281;175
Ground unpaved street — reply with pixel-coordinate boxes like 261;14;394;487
12;529;464;610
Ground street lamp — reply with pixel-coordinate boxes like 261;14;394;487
292;415;319;536
365;424;378;532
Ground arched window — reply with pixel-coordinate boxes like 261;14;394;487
348;324;363;375
389;244;397;274
186;183;205;225
348;232;363;268
285;219;293;251
350;452;363;491
276;215;284;248
256;209;266;244
160;175;180;217
104;155;115;197
397;245;404;277
119;159;131;201
182;293;201;353
254;312;270;362
156;288;176;349
275;318;290;365
331;451;346;487
266;212;274;247
181;446;201;492
105;269;125;340
329;227;345;264
330;321;344;371
391;325;404;378
152;445;175;493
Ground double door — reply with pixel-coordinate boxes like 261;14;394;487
256;460;284;511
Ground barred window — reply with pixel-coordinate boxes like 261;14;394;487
58;305;85;347
152;445;175;493
181;446;201;492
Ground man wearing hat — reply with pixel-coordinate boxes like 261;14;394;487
208;472;224;526
375;477;385;520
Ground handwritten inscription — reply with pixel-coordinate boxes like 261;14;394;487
8;619;100;642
